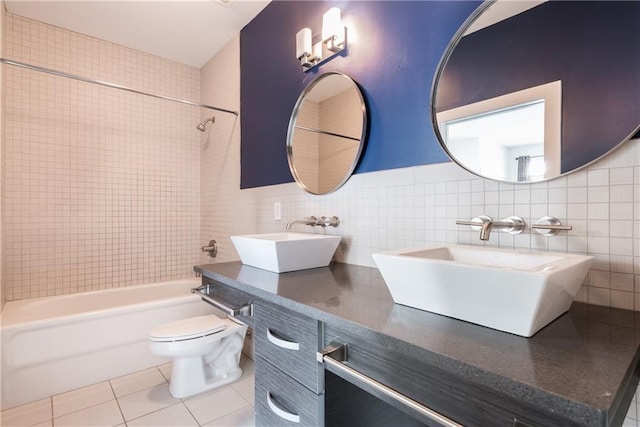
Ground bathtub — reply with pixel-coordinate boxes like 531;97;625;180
0;278;216;410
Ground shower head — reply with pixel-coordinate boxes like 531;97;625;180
196;117;215;132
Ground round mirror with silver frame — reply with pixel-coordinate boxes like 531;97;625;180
431;0;640;184
287;72;367;195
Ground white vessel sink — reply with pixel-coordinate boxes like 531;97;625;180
231;233;341;273
372;245;593;337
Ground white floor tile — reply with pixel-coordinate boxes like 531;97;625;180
127;403;198;427
110;368;167;398
158;363;172;382
1;398;52;427
53;400;123;427
231;372;254;405
53;382;114;418
117;383;180;421
184;387;249;426
202;405;255;427
32;421;53;427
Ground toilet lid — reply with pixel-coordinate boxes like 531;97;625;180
149;315;226;341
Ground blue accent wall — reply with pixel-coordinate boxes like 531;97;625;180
240;1;480;189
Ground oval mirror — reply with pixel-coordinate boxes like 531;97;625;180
287;72;367;194
432;1;640;183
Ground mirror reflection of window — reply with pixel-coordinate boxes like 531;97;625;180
442;100;545;181
437;80;561;182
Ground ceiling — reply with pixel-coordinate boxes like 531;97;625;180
4;0;271;68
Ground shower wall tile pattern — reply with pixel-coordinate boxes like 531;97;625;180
2;14;202;300
199;38;640;311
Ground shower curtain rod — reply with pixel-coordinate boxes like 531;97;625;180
0;58;239;116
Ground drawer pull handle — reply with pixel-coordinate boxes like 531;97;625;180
320;340;462;427
191;285;253;317
266;391;300;424
267;328;300;351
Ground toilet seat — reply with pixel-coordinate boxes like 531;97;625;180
149;315;226;342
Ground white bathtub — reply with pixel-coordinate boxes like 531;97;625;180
0;278;216;410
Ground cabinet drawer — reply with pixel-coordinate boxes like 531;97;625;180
255;303;322;393
255;356;323;427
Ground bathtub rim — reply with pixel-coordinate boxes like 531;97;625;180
0;277;203;330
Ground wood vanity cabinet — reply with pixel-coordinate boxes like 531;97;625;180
198;272;635;427
321;326;576;427
253;303;323;426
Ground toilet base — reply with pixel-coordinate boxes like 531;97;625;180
169;363;244;398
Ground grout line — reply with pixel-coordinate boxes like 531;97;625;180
108;380;127;426
181;401;201;427
50;396;54;423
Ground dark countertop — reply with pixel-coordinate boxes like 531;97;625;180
195;261;640;426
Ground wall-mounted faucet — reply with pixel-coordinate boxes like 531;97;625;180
286;216;340;230
456;216;525;241
201;239;217;257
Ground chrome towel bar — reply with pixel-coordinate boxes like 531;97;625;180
319;341;462;427
191;285;253;317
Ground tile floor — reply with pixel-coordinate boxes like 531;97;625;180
4;355;640;426
1;357;255;427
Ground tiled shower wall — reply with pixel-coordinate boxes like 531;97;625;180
201;37;640;311
2;14;202;301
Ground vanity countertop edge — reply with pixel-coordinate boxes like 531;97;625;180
194;261;640;426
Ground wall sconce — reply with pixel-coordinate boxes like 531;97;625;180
295;7;347;72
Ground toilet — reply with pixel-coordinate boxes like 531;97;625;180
149;314;248;398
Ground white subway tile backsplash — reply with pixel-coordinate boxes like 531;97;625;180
611;273;635;292
567;187;587;204
588;203;610;220
610;238;634;256
485;191;499;205
588;220;610;237
588;169;610;186
567;170;588;187
611;255;635;274
611;203;634;221
611;290;634;310
548;188;567;204
588;237;610;254
611;167;635;185
589;286;611;306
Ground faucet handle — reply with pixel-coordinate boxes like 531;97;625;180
319;216;340;227
532;216;572;236
455;215;492;230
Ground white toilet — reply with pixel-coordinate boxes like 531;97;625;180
149;314;248;398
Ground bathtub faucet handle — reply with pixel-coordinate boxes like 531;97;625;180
201;240;217;258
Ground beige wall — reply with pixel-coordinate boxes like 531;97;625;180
2;14;202;300
199;34;257;265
